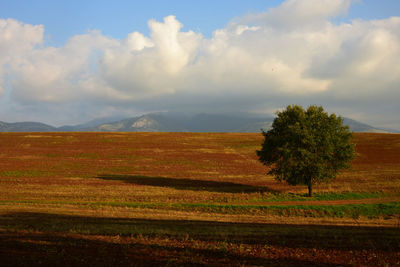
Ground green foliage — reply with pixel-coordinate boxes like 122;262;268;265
257;105;355;196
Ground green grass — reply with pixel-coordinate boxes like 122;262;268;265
256;191;389;202
311;192;388;200
160;202;400;219
2;199;399;219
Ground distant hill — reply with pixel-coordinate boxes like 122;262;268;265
179;114;273;132
87;113;274;133
0;121;56;132
342;118;391;133
88;113;394;133
0;113;397;133
58;116;125;131
92;114;186;132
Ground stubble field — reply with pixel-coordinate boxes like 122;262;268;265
0;132;399;266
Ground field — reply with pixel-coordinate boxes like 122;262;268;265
0;132;399;266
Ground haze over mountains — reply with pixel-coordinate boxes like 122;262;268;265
0;113;397;133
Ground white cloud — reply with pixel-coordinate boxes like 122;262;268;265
148;15;201;75
307;17;400;99
95;15;202;101
0;0;399;129
0;18;44;95
237;0;355;30
8;30;117;103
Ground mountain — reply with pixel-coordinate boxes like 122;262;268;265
0;113;397;133
342;118;391;133
88;113;274;133
90;113;393;133
58;116;125;131
0;121;56;132
92;114;186;132
90;113;399;133
179;114;273;132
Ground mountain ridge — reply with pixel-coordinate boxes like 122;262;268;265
0;121;57;132
0;113;397;133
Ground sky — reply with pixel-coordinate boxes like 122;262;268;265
0;0;399;129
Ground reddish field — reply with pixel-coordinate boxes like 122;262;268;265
0;132;399;196
0;132;399;266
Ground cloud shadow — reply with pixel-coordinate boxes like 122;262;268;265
2;212;399;266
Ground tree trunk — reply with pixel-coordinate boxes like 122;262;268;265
307;182;313;197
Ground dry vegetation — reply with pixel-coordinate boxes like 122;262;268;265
0;132;399;266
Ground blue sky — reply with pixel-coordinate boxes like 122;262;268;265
1;0;399;46
1;0;280;46
0;0;399;129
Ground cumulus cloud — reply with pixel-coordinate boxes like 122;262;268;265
237;0;355;30
9;30;117;103
0;0;399;129
308;17;400;99
96;15;202;101
0;18;44;95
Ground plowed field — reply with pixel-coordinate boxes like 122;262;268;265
0;132;399;266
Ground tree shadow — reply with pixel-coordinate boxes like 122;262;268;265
4;212;397;266
97;174;277;193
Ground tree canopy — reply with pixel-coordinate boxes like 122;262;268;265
257;105;355;197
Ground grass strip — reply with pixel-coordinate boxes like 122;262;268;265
257;191;390;202
1;199;399;219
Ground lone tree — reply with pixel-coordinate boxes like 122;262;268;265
257;105;355;197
